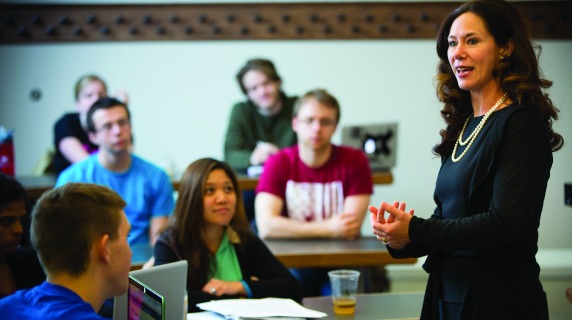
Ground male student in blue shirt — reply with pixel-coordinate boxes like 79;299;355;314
0;183;132;319
56;97;174;245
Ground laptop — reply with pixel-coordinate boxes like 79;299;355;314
113;260;188;320
128;275;165;320
341;122;398;171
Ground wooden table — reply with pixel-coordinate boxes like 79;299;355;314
18;171;393;201
17;175;58;201
303;292;424;319
264;237;416;269
130;244;154;270
129;237;415;271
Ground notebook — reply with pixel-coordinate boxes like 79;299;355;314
341;122;398;171
113;260;188;320
128;275;165;320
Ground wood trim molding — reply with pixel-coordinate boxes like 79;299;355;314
1;2;570;43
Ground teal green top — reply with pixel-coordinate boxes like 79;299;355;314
210;231;242;281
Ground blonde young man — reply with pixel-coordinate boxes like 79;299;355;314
255;89;373;296
0;183;131;319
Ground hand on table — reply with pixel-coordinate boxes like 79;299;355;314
203;278;246;297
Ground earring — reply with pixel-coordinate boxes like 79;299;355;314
499;55;505;60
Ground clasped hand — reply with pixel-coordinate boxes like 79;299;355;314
327;212;362;240
369;201;414;249
250;142;280;165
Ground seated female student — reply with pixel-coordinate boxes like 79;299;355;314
53;74;129;174
0;174;45;299
154;158;302;312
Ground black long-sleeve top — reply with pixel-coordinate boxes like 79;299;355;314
389;104;551;319
1;247;45;299
154;228;302;312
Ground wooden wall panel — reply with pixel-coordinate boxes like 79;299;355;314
0;2;570;43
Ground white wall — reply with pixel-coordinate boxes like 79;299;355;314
1;38;571;251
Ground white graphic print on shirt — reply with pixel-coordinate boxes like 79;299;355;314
285;180;344;222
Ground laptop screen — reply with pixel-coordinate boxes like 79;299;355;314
113;260;188;320
128;275;165;320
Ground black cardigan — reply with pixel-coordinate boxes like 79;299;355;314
154;228;302;312
2;247;45;299
389;104;551;319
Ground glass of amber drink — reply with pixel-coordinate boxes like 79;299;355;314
328;269;360;315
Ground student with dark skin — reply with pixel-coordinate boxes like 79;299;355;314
0;174;45;299
0;183;132;319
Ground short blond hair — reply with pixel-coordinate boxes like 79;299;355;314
293;88;341;123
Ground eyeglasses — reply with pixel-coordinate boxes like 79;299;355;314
297;117;336;127
96;119;130;134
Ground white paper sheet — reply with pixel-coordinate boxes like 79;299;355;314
196;298;327;319
187;311;226;320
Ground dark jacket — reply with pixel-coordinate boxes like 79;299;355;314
2;247;46;299
389;104;551;319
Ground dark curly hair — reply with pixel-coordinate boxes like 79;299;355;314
433;0;563;157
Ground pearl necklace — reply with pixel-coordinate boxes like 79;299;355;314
451;93;508;163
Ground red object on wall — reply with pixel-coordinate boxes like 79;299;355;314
0;128;15;176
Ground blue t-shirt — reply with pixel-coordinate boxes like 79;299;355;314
0;282;107;320
56;153;175;245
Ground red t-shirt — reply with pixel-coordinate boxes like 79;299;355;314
256;145;373;221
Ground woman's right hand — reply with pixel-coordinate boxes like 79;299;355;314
203;278;246;297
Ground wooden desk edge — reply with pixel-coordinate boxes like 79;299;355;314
276;254;416;269
174;171;391;192
130;263;144;271
21;171;391;199
133;253;416;270
372;171;393;185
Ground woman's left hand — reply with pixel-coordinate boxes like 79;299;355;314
369;201;413;249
